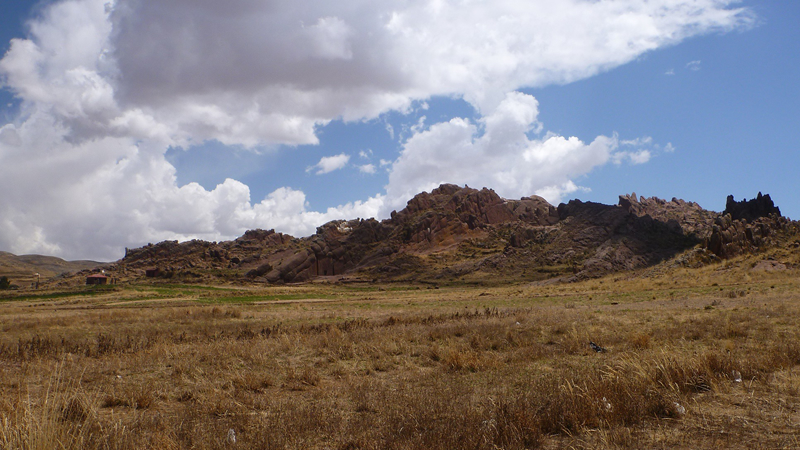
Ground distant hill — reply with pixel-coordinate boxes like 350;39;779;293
89;184;797;287
0;252;103;286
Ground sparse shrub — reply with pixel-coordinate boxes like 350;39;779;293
601;426;636;448
283;366;321;391
102;382;155;410
232;372;273;393
443;346;481;372
61;394;93;423
629;332;651;350
428;344;442;362
726;289;747;298
175;390;194;403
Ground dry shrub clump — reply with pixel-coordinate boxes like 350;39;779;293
0;363;101;450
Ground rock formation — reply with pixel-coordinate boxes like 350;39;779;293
100;185;797;285
700;194;790;259
704;214;791;259
724;193;781;222
618;193;717;237
120;229;297;280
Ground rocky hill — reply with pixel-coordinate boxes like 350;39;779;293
63;186;798;286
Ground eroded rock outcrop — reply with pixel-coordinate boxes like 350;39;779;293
109;185;796;284
388;184;559;249
552;199;699;277
705;214;790;258
701;194;790;259
724;193;781;222
618;193;716;237
120;229;296;279
255;219;393;283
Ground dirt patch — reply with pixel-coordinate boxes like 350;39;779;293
752;260;787;272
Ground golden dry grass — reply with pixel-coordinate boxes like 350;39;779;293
1;261;799;449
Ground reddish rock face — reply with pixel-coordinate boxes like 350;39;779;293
508;196;560;226
110;185;795;284
393;185;557;237
618;193;716;237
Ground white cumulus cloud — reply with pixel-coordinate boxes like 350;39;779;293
0;0;755;260
612;149;652;165
382;92;621;211
358;164;377;174
307;153;350;175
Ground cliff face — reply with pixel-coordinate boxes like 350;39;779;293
105;186;797;284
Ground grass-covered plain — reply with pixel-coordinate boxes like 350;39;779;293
1;260;799;449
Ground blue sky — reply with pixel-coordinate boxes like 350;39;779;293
532;3;800;213
0;0;797;260
168;0;799;214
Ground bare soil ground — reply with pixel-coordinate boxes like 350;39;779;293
1;259;799;449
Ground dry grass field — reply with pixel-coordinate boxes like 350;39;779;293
1;257;799;449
